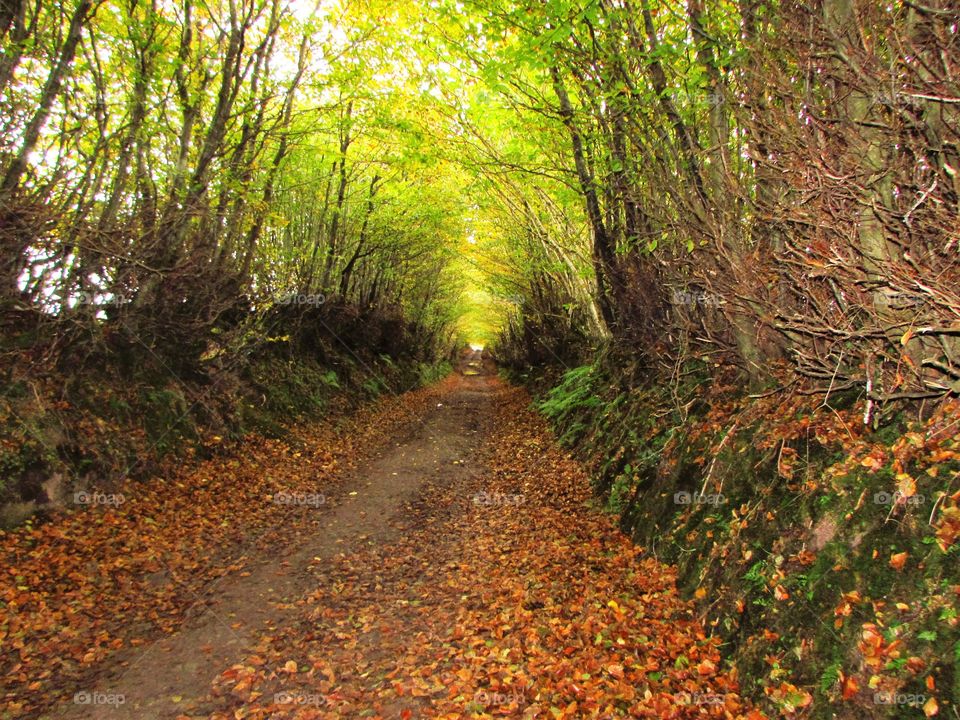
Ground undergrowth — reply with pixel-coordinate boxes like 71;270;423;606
0;332;454;527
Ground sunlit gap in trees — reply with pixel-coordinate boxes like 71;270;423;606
451;222;512;349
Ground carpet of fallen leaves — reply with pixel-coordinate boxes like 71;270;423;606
0;378;456;719
206;381;767;719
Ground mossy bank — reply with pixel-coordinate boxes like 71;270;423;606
0;300;454;528
511;353;959;719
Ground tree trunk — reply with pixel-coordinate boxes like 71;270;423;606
320;100;353;292
1;0;95;197
339;174;379;299
550;63;619;332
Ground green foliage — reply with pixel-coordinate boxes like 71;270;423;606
818;662;841;695
537;364;601;428
362;376;388;398
606;472;634;515
418;361;452;386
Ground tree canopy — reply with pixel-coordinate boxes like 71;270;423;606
1;0;958;399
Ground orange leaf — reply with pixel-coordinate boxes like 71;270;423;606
841;673;859;700
889;552;908;571
936;507;960;551
923;696;939;717
896;474;917;498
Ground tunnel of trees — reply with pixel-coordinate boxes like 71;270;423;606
2;0;958;405
1;0;958;717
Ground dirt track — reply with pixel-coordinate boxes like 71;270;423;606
47;351;498;719
28;348;761;719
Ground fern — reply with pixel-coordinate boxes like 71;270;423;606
819;662;841;695
537;364;602;426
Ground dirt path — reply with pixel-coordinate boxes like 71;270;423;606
22;351;764;720
192;366;765;720
41;353;496;720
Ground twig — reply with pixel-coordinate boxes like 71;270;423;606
700;419;740;498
